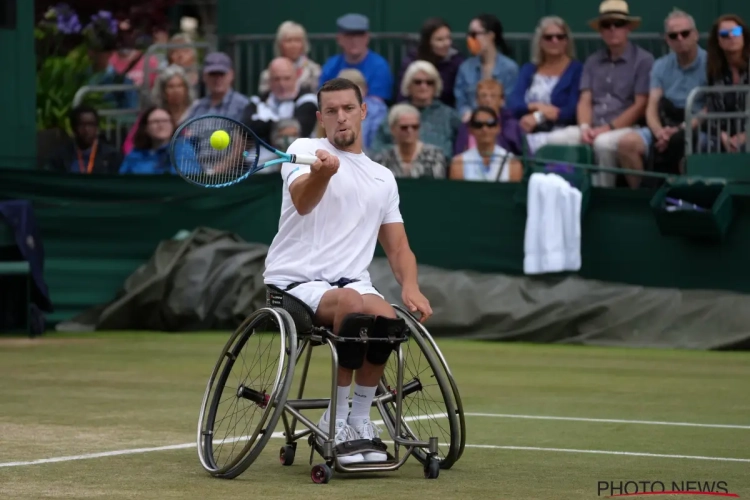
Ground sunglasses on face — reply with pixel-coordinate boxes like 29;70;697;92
412;78;435;86
399;124;420;131
667;29;692;40
469;120;497;129
600;19;628;30
468;30;487;38
719;26;743;38
543;33;567;41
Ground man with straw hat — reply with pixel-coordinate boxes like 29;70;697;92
545;0;654;187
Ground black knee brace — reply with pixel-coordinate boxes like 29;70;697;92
365;316;408;365
336;313;375;370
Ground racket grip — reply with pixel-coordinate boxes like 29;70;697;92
291;154;319;165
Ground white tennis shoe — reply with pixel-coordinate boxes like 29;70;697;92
348;417;388;462
317;413;364;465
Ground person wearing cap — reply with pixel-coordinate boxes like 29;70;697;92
544;0;654;188
184;51;250;123
318;14;394;102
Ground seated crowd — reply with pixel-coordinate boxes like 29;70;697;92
46;1;749;189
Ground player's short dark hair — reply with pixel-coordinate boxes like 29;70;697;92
317;78;363;109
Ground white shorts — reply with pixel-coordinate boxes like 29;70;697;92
282;280;383;314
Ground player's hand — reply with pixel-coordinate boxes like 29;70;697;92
402;285;433;323
311;149;340;178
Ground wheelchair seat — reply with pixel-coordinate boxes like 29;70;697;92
266;285;317;335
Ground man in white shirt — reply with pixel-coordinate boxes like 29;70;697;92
264;78;432;464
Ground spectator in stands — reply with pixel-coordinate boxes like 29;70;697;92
258;118;304;175
371;104;447;178
396;17;464;107
45;105;123;174
108;18;160;88
337;68;387;150
184;52;250;123
701;14;749;153
371;61;460;158
318;14;394;102
454;80;524;156
506;16;583;155
449;106;523;182
454;14;519;121
120;107;191;174
241;57;318;146
616;9;707;187
544;0;654;187
258;21;322;96
122;65;196;155
86;45;139;110
167;33;200;88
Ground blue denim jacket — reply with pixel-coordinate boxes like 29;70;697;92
454;54;520;116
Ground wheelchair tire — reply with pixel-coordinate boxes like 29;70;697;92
393;305;467;464
378;306;463;470
197;307;297;479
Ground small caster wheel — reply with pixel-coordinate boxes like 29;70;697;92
311;463;333;484
279;445;295;466
424;457;440;479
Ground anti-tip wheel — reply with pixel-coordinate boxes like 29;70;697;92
279;445;295;466
424;458;440;479
311;463;333;484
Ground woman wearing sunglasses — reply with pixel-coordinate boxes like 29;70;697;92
506;16;582;155
454;14;519;122
449;106;523;182
702;14;749;153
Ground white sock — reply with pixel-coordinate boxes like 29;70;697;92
349;384;377;422
325;385;351;422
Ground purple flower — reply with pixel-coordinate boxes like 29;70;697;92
90;10;118;35
41;2;82;34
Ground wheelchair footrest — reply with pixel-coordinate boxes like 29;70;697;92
309;436;395;463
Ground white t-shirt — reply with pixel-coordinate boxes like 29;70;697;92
263;137;403;286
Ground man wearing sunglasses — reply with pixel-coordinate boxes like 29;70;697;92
545;0;654;188
616;9;706;188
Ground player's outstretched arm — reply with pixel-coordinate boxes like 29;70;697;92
288;149;339;215
378;222;433;322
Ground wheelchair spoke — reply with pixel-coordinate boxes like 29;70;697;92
381;331;456;464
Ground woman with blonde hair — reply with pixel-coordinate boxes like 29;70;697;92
257;21;322;94
506;16;582;154
122;65;196;155
372;104;447;178
371;60;460;158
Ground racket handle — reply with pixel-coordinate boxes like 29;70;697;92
291;154;318;165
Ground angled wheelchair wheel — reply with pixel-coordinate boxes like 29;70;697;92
197;307;297;479
378;306;464;470
394;305;466;463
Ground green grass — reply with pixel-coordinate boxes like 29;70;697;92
0;333;748;500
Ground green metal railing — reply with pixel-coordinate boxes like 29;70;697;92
221;31;710;97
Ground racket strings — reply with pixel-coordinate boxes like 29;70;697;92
175;116;259;186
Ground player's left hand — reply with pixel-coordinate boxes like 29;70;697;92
402;285;433;323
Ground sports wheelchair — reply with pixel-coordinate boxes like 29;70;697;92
196;285;466;484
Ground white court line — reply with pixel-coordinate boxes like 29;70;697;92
464;413;750;430
1;412;749;468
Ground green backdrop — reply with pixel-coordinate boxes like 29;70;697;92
2;169;750;323
217;0;750;35
0;0;36;170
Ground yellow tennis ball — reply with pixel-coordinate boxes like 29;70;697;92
210;130;230;150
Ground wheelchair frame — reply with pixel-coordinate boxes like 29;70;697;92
196;286;465;484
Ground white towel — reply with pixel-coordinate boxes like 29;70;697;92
523;173;544;274
523;173;583;274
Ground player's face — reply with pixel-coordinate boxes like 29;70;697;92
317;89;366;149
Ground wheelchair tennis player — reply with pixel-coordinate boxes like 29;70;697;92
263;77;433;465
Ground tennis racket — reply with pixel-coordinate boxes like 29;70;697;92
169;114;318;188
